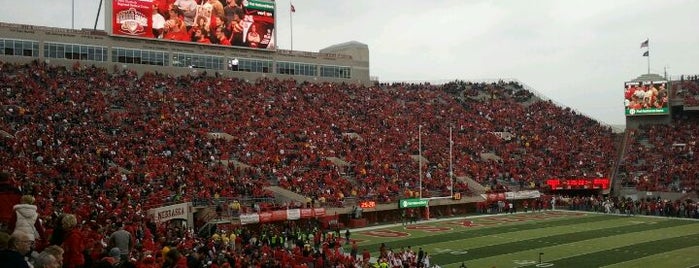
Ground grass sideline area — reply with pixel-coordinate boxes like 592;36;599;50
342;210;699;268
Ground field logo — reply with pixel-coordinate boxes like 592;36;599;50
434;248;468;255
362;230;410;238
513;260;554;267
405;225;452;232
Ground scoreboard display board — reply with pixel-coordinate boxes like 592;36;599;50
108;0;276;50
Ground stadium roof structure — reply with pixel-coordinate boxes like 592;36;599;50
320;41;370;63
628;73;667;83
320;41;368;51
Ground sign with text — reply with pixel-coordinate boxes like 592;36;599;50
546;178;610;190
239;207;326;225
359;201;376;209
147;202;192;225
399;198;428;209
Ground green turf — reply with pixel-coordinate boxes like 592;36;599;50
432;218;694;265
547;233;699;267
349;211;699;268
457;220;699;268
418;216;651;253
354;212;610;249
598;246;699;268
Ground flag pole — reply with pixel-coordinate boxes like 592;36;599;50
290;2;294;51
646;39;650;74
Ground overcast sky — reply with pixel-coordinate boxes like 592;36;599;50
1;0;699;126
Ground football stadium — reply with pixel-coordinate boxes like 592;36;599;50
0;1;698;267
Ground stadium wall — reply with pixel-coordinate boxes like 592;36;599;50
0;22;371;85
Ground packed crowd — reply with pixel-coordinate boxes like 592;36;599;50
1;61;618;208
619;115;698;192
1;60;622;267
1;170;430;267
556;195;699;218
674;78;699;107
441;80;617;192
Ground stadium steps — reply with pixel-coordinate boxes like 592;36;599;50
479;152;502;162
264;185;308;204
610;130;632;194
325;156;358;185
638;137;653;148
218;159;257;171
107;161;132;174
456;176;487;194
0;130;13;138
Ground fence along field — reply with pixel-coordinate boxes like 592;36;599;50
347;210;699;268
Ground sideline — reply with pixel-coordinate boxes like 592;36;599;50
347;210;570;233
346;209;699;234
341;210;698;266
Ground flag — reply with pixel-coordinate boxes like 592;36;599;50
291;3;296;13
640;39;648;48
642;51;649;57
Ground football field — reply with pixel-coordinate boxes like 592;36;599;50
345;210;699;268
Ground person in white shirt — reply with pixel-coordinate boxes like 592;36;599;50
152;3;166;38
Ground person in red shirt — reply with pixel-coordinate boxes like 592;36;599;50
0;171;22;232
214;27;231;46
362;248;371;264
193;28;212;44
60;214;85;268
164;7;190;42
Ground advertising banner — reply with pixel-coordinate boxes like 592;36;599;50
240;208;326;225
313;208;326;217
504;190;541;200
271;210;287;221
300;208;313;218
239;213;259;225
287;209;301;220
481;193;507;201
399;198;428;209
258;211;272;223
147;202;191;223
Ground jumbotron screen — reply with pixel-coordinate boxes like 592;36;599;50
624;80;669;116
110;0;275;50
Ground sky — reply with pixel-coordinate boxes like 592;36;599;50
1;0;699;126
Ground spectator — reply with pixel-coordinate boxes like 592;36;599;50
60;214;85;268
41;245;64;268
109;223;133;261
0;231;10;250
0;231;32;268
162;248;187;268
0;171;22;232
34;251;60;268
13;195;40;243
